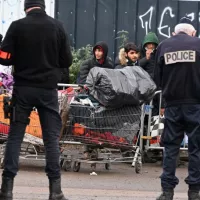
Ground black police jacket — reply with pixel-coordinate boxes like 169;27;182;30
0;9;72;89
154;32;200;107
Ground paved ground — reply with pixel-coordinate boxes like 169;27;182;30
0;159;189;200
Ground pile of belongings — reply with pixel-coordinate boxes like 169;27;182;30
68;101;141;145
64;66;157;147
86;66;156;108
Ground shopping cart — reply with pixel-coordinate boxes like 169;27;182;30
0;84;143;174
58;84;143;173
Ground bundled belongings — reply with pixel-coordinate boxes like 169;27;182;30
86;66;156;108
67;103;141;146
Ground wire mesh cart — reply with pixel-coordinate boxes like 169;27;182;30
59;85;143;173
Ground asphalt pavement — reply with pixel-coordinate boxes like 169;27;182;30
0;159;189;200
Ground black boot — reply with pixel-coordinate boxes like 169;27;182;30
0;177;13;200
156;190;174;200
49;178;67;200
188;190;200;200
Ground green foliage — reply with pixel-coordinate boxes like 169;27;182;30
69;44;93;84
69;30;129;83
116;30;129;49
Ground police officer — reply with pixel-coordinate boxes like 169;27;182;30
155;16;200;200
0;0;72;199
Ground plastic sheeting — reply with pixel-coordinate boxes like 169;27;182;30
86;66;156;107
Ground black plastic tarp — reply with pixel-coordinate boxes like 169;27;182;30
86;66;156;107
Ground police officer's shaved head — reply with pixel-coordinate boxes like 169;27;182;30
174;16;196;37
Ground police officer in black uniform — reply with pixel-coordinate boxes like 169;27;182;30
155;16;200;200
0;0;72;199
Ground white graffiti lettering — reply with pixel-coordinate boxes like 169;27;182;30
158;7;175;38
187;13;195;21
139;6;200;38
139;6;154;35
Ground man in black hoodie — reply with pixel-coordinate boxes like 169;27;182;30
0;0;72;199
79;41;113;84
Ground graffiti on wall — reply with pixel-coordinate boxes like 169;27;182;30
139;5;198;39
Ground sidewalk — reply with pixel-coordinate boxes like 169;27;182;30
0;161;188;200
13;187;187;200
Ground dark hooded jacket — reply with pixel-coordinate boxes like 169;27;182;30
139;32;159;78
79;41;113;84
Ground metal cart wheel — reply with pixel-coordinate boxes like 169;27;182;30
63;161;72;171
73;162;81;172
105;163;110;170
135;161;142;174
0;157;4;169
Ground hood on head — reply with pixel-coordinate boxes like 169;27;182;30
142;32;159;49
93;41;108;59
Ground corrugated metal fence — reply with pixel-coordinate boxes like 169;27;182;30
55;0;200;58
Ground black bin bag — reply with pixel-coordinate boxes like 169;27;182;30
86;66;156;108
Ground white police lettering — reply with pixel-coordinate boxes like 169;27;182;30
164;51;196;65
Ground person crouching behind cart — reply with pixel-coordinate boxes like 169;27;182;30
78;41;114;84
115;42;140;69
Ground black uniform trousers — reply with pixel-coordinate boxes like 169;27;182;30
2;86;62;180
161;104;200;191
